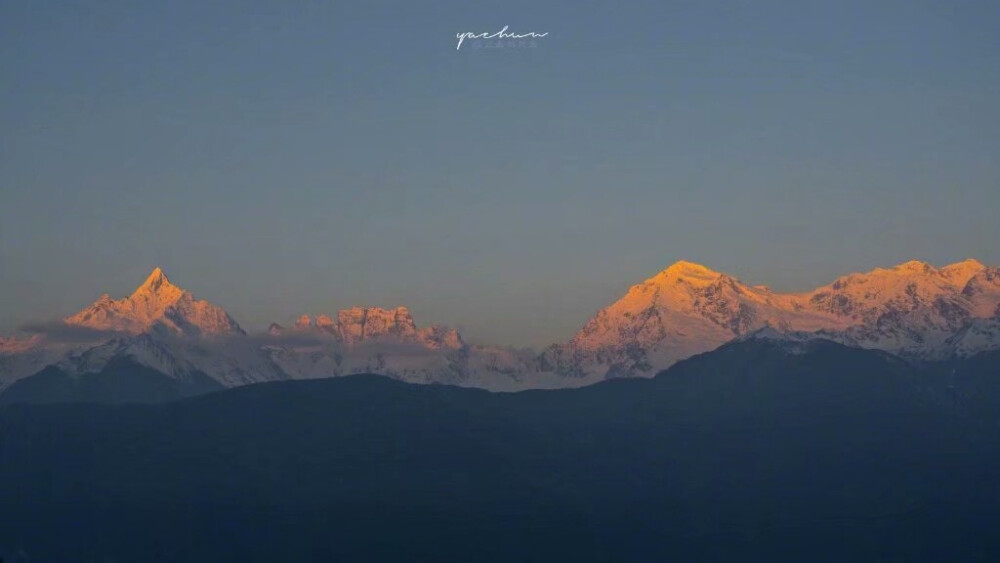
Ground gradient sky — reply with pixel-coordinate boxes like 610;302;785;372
2;0;998;347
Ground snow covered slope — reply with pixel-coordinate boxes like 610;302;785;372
265;307;541;390
543;259;1000;379
1;260;997;395
0;269;276;392
65;268;244;337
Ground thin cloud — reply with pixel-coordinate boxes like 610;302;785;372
242;332;337;348
18;321;128;344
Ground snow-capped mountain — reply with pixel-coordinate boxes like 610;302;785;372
1;259;997;400
539;261;844;378
271;306;463;350
807;259;1000;355
0;269;279;393
58;268;285;386
0;270;538;394
49;331;287;388
543;258;1000;379
264;307;544;390
65;267;244;337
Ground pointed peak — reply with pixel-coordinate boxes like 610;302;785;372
63;267;240;337
136;267;176;293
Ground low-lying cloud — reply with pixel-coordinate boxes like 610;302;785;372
18;321;129;344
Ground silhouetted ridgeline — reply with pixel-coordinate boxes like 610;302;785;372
0;355;222;405
1;340;998;562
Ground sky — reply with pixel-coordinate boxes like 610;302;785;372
1;0;998;347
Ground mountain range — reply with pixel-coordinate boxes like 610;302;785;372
543;258;1000;378
1;258;998;402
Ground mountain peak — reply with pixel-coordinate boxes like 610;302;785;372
949;258;984;269
659;260;721;279
63;268;241;337
873;258;988;286
939;258;987;286
268;305;463;350
892;260;933;273
941;258;985;274
642;260;727;290
135;267;178;295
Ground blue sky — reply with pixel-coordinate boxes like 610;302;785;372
2;0;998;346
